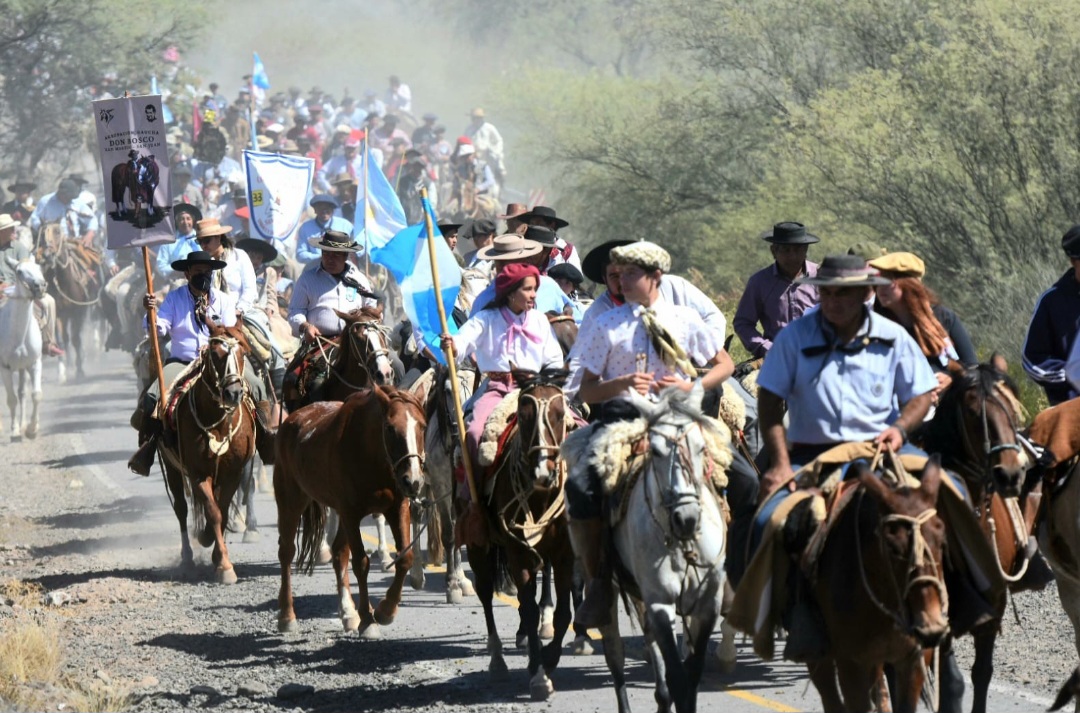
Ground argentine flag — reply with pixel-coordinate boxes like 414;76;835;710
149;76;173;123
354;150;407;248
370;197;461;364
252;52;271;89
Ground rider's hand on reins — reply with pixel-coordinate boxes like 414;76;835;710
758;464;796;503
302;322;321;343
874;425;905;452
654;374;692;393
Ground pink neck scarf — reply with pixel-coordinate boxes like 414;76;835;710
500;307;543;353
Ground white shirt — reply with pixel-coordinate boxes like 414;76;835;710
151;286;238;362
214;247;258;313
387;84;412;113
464;121;505;169
570;296;721;400
451;307;564;373
581;274;727;341
287;262;378;336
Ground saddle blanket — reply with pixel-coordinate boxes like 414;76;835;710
1029;397;1080;468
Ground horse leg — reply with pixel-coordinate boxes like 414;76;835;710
165;463;194;569
24;361;41;440
373;513;394;569
716;619;738;674
339;513;378;638
71;310;85;379
374;498;413;626
539;563;555;640
319;508;338;565
443;497;464;602
971;626;998;713
571;558;593;655
806;659;844;713
682;607;718;713
599;603;632;713
409;502;425;591
241;458;260;543
55;316;66;384
643;623;673;713
517;572;553;701
470;543;509;681
274;465;305;632
332;525;359;631
647;606;692;713
889;651;926;713
194;478;236;584
8;369;22;438
835;658;878;713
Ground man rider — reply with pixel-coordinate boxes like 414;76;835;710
0;213;62;356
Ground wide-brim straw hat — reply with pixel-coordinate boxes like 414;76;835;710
194;217;232;240
476;234;543;261
307;230;362;252
796;254;890;287
0;214;21;231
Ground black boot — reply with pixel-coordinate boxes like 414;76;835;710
253;400;277;465
127;415;162;477
783;573;829;662
1015;538;1055;591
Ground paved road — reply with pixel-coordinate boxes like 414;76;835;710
0;350;1057;712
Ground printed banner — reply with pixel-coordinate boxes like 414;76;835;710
92;95;174;249
243;151;314;246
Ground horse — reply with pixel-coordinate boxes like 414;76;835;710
110;158;134;215
156;326;257;583
807;458;949;713
920;359;1033;713
546;309;578;359
407;364;478;602
274;386;427;638
35;224;100;381
1050;666;1080;712
565;383;729;713
0;260;45;439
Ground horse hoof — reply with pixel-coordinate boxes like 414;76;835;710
23;425;38;440
358;622;382;640
459;578;476;597
488;657;509;682
242;530;261;544
572;635;594;656
342;615;360;632
215;567;237;585
409;570;425;591
529;672;554;701
278;617;298;633
373;602;396;626
446;587;463;605
316;546;332;566
197;529;215;549
515;633;528;649
378;550;394;569
718;657;737;674
540;623;555;640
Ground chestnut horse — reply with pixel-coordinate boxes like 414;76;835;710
808;458;949;713
157;326;256;583
36;226;100;381
468;367;575;701
274;385;427;638
920;359;1032;713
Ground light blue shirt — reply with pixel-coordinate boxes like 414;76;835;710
149;286;237;362
756;308;937;445
29;193;98;237
470;274;582;323
295;216;355;264
155;233;199;280
287;262;377;337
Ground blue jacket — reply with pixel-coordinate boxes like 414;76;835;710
1023;269;1080;405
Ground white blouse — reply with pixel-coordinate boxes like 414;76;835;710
451;307;564;373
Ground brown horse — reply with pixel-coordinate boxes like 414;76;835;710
545;310;578;360
274;385;427;638
920;359;1033;713
157;326;256;583
808;459;949;713
36;225;100;380
467;366;575;701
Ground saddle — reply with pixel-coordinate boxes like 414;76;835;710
283;339;337;409
161;360;205;432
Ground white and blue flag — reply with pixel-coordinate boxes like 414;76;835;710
370;197;461;364
252;52;271;89
354;149;406;248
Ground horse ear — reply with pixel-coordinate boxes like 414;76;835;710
856;461;892;502
989;352;1009;374
945;359;966;378
920;454;943;503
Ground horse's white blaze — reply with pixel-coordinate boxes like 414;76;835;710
405;411;422;482
368;330;394;382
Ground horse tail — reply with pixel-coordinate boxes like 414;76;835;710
427;497;444;566
294;501;327;575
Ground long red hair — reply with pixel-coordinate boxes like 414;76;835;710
879;277;948;358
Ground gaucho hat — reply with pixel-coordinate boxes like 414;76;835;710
796;254;889;287
171;250;227;272
760;221;820;245
518;205;569;230
236;237;279;263
581;239;634;283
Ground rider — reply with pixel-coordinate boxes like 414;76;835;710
1022;225;1080;405
1;180;36;224
732;222;820;359
155;205;202;282
190;218;257;315
0;213;62;357
295;194;353;265
30;178;98;248
566;241;735;628
468;234;582;322
128;250;277;476
518;206;582;271
547;263;593;313
438;262;565;491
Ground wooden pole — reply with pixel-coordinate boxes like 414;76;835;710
420;187;478;506
363;130;370;277
141;246;167;417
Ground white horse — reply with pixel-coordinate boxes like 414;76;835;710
0;260;45;439
570;383;729;713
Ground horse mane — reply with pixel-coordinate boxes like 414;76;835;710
922;362;1025;465
335;305;384;326
378;383;424;412
209;323;251;354
511;366;569;390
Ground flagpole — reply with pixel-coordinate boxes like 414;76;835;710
420;187;477;507
363;131;370;278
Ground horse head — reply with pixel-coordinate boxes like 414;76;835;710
855;457;948;648
335;306;395;387
629;381;713;542
929;357;1028;497
13;260;46;300
204;325;251;408
545;308;578;359
512;366;570;487
377;386;427;498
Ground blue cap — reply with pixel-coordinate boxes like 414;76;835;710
309;193;339;208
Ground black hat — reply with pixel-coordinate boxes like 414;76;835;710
171;250;228;272
230;186;247;201
309;193;339;209
795;254;889;287
437;221;463;237
760;221;820;245
68;173;88;185
236;237;279;263
471;218;496;237
307;230;362;252
548;262;584;285
1063;225;1080;258
172;203;203;223
524;225;556;247
7;180;36;193
518;205;569;230
581;239;634;283
173;162;193;177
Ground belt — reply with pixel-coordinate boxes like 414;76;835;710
484;371;515;385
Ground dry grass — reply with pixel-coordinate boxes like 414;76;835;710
0;581;131;712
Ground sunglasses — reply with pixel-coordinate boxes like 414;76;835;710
196;236;217;244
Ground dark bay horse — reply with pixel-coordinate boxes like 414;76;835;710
468;367;575;701
808;459;949;713
920;358;1033;713
274;386;426;638
157;326;256;583
36;225;100;380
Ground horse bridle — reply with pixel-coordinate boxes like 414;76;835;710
519;390;567;485
855;493;949;635
956;380;1023;491
644;421;707;544
342;319;393;386
197;336;246;413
